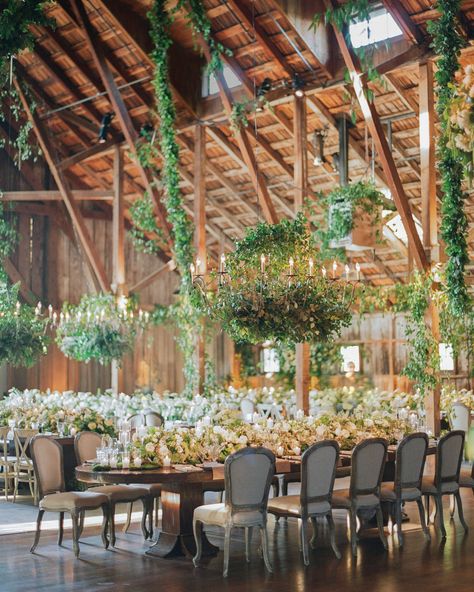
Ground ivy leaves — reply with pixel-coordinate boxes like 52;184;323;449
428;0;469;316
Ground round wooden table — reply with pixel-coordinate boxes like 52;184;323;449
76;464;220;558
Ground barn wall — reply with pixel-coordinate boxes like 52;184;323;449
5;212;232;394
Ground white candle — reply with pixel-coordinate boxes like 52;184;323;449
332;260;337;279
289;257;294;276
122;455;130;469
260;254;266;274
345;264;350;280
220;253;226;273
355;262;361;281
322;266;327;279
48;304;53;318
276;446;284;457
163;455;171;468
293;446;301;456
309;258;314;277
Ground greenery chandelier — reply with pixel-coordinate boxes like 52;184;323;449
191;215;357;344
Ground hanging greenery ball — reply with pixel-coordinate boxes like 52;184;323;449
206;214;352;344
55;293;146;366
0;282;49;367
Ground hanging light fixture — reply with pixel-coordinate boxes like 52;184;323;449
291;73;305;97
312;128;328;166
98;112;115;143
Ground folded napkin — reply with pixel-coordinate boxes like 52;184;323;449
172;464;204;473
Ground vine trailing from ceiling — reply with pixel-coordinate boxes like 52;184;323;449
0;1;54;164
427;0;469;316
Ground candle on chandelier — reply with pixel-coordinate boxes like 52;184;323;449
289;257;294;276
220;253;226;273
48;304;53;319
322;266;327;279
345;264;350;280
332;260;337;279
309;257;314;277
260;254;266;274
355;262;361;281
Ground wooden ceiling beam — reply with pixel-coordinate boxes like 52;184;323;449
14;78;110;292
325;0;428;271
71;0;173;250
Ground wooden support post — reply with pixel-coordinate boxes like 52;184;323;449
419;60;441;436
14;79;110;293
111;146;126;393
293;93;310;414
194;124;207;393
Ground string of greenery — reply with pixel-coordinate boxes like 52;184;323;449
427;0;469;316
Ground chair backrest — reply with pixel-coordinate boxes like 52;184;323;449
300;440;339;510
240;399;255;418
74;431;102;465
435;430;465;486
0;426;9;464
225;447;275;515
395;432;428;491
350;438;387;497
30;435;65;497
13;428;39;465
127;413;144;429
144;411;164;427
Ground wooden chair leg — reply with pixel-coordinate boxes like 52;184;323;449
109;503;117;547
78;510;85;538
349;509;358;557
122;502;133;533
455;491;469;532
260;525;273;574
140;498;148;539
376;506;388;550
30;509;45;553
192;519;203;567
58;512;64;546
223;525;232;577
435;495;446;539
71;512;80;558
449;494;456;518
416;498;431;541
300;518;309;566
310;517;318;549
245;526;252;563
154;497;159;527
327;513;342;559
395;501;403;547
101;504;110;549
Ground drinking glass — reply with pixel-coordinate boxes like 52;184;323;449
57;421;65;437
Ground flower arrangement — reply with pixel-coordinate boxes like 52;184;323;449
0;282;49;367
440;387;474;413
55;293;148;365
207;214;353;344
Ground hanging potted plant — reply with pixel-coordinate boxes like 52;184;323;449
322;181;386;250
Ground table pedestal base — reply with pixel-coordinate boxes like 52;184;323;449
146;481;219;559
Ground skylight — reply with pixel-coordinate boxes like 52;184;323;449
386;213;423;246
349;8;403;49
205;66;241;96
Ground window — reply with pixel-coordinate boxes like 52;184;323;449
340;346;360;372
261;346;280;374
386;213;423;246
203;66;241;96
439;343;455;372
349;8;403;49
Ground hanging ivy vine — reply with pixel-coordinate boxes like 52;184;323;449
428;0;469;316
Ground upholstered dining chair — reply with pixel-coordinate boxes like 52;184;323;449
422;430;468;538
13;428;39;503
332;438;389;556
74;431;150;545
0;426;15;501
193;447;276;577
127;413;144;429
267;440;341;565
450;463;474;518
30;435;110;558
143;411;164;427
380;432;430;546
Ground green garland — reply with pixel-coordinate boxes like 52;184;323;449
148;0;194;280
428;0;468;316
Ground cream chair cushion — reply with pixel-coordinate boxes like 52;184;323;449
380;485;421;501
194;503;263;527
459;469;474;488
89;484;149;503
40;491;108;512
332;489;379;509
268;495;330;516
129;483;162;496
421;477;458;495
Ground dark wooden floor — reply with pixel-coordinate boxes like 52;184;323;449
1;490;473;592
